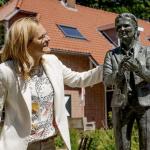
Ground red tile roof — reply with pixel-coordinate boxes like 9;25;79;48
0;0;18;20
0;0;150;64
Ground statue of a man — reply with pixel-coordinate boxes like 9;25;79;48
103;13;150;150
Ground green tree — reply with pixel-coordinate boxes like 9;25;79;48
0;0;4;6
76;0;150;21
0;24;5;48
0;0;8;6
76;0;99;8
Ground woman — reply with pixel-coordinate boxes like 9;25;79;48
0;17;102;150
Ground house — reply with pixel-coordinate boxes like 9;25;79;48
0;0;150;128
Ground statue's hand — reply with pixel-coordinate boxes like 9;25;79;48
123;57;142;73
116;58;128;86
118;56;130;75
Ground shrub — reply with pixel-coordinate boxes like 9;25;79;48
55;128;80;150
70;129;80;150
55;124;139;150
131;123;139;150
55;135;65;148
83;129;115;150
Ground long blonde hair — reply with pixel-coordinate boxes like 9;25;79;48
1;17;39;79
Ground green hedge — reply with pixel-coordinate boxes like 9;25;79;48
55;129;80;149
55;124;139;150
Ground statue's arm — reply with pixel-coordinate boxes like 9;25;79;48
134;47;150;82
136;60;150;83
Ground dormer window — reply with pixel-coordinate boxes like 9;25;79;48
58;25;86;40
98;24;119;47
100;29;118;47
61;0;76;9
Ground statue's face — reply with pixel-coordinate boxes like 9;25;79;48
116;18;136;41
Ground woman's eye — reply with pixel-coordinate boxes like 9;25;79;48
39;36;43;40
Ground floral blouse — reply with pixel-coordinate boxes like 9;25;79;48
26;66;56;143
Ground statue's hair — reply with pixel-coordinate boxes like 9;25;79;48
1;17;39;79
115;13;138;29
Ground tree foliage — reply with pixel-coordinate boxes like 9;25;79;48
0;0;149;21
77;0;150;21
0;0;9;48
0;24;5;48
0;0;8;6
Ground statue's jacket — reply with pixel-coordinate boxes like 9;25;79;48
103;42;150;107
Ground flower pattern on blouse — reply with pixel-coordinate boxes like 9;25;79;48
26;67;55;143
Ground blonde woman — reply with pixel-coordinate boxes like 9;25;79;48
0;17;102;150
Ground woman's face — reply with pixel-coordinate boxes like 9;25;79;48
27;24;50;57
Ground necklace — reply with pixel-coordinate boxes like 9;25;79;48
29;65;43;77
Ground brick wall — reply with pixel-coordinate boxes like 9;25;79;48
85;83;105;128
65;90;84;118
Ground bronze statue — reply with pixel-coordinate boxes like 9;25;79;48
103;13;150;150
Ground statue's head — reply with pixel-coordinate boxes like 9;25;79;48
115;13;139;41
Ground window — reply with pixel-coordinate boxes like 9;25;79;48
65;94;71;116
58;25;86;40
0;24;5;48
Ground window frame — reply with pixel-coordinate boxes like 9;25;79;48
58;24;86;40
